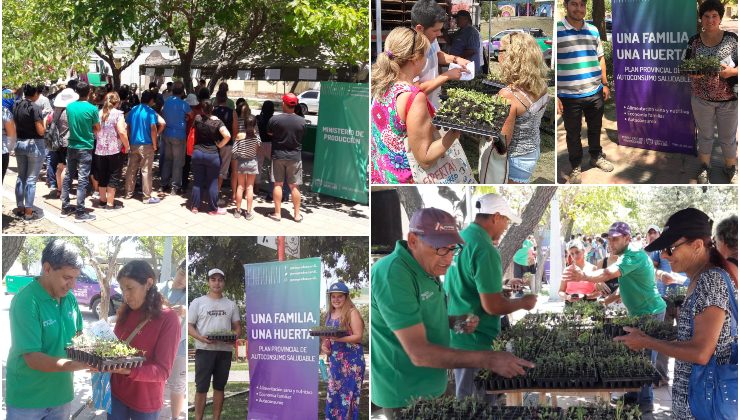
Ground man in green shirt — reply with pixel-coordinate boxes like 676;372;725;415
513;235;536;278
61;81;100;222
6;239;90;419
563;221;665;413
444;193;538;399
371;207;534;418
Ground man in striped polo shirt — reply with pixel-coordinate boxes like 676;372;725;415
557;0;614;184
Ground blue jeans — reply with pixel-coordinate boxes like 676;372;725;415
46;150;55;188
191;149;220;211
14;138;45;209
7;402;71;420
62;148;93;214
160;136;186;188
626;311;666;406
110;394;159;420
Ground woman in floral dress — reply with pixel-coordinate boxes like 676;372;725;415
321;282;365;420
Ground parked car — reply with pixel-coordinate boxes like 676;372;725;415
483;28;552;64
4;267;123;317
297;90;320;115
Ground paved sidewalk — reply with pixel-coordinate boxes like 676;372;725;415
556;103;736;184
2;152;369;235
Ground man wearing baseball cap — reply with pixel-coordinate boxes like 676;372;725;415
188;268;241;420
563;220;665;413
371;207;534;418
46;85;79;197
267;92;305;222
450;9;483;75
444;194;537;400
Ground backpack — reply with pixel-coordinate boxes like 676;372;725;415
44;109;67;151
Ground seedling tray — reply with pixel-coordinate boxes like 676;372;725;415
482;79;507;90
564;406;621;419
65;347;145;371
206;333;237;342
308;329;349;337
599;374;661;388
432;116;503;139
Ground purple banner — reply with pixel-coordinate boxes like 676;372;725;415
613;0;696;154
245;258;321;420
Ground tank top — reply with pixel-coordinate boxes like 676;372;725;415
504;87;549;157
370;83;416;184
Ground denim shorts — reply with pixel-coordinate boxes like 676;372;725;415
236;158;259;175
508;149;540;183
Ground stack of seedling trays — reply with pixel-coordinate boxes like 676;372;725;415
309;326;349;338
65;339;145;371
398;396;563;420
206;330;237;342
679;56;721;75
441;76;503;100
433;88;509;138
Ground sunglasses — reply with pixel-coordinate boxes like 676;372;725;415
663;240;689;256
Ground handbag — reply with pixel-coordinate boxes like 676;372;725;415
478;134;508;184
402;87;476;184
688;268;738;420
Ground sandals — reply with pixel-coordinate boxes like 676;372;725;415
267;213;281;222
294;214;304;223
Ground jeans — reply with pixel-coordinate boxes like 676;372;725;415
191;149;220;211
125;144;154;197
7;402;71;420
110;394;159;420
61;148;92;213
14;138;45;209
46;150;55;188
625;311;665;406
160;136;186;188
561;90;605;169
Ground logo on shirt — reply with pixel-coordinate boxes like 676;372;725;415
420;291;434;301
208;310;227;316
42;319;57;327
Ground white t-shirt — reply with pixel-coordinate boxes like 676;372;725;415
188;295;240;351
417;38;442;109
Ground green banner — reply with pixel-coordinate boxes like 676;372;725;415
312;82;369;204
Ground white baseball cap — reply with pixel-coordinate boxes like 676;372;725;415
185;93;199;106
475;193;522;224
53;88;79;108
208;268;225;278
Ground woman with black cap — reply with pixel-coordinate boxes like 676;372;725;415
321;281;365;420
615;208;737;419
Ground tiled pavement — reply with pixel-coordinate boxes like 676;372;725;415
2;153;369;236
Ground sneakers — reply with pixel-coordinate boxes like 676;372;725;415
60;206;76;217
24;212;44;222
74;213;96;223
611;394;638;405
244;211;255;221
697;164;710;184
724;165;737;184
146;197;161;204
568;167;582;184
158;186;171;194
590;154;614;172
104;203;123;210
233;209;242;219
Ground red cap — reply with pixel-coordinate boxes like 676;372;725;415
282;93;298;107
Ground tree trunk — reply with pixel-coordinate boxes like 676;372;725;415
2;237;26;278
177;57;195;94
593;0;607;41
498;186;557;275
111;67;122;90
396;187;425;221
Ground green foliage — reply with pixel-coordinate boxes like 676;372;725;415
3;0;91;86
18;237;47;275
436;88;510;131
603;40;614;90
679;55;722;74
559;187;639;237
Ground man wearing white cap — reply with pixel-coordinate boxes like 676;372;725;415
46;85;79;197
188;268;241;420
444;193;538;400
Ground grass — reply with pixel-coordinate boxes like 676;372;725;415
187;380;369;419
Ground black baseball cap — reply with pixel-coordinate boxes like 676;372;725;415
644;208;713;252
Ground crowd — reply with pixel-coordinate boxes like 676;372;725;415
6;239;186;419
371;195;737;419
370;0;549;185
2;78;308;224
188;269;366;420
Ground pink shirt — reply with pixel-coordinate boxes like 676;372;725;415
112;307;181;413
565;280;597;295
95;108;123;156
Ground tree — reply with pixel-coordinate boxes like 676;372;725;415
135;236;186;279
3;0;91;86
396;187;424;221
79;237;135;320
498;186;557;275
2;237;26;279
18;237;47;275
69;0;162;89
559;187;639;238
592;0;607;41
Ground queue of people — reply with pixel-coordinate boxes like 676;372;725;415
2;80;307;224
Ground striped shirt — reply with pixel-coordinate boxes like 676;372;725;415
233;133;261;160
557;19;604;98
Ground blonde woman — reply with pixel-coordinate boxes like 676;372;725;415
371;26;461;184
498;32;549;184
94;92;129;209
321;282;365;420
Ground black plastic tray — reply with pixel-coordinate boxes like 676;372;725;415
66;347;145;371
600;374;661;388
309;329;349;337
432;117;503;139
482;79;507;89
206;333;237;342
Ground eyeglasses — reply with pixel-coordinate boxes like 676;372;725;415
663;240;689;256
435;244;463;256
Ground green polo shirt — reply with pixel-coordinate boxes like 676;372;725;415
616;244;667;316
6;279;83;408
371;240;450;408
513;239;533;266
444;222;503;350
66;100;100;150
